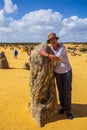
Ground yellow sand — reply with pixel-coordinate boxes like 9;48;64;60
0;45;87;130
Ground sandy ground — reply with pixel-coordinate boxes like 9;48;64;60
0;45;87;130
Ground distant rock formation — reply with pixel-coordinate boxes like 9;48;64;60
29;43;58;127
0;52;9;69
23;62;30;70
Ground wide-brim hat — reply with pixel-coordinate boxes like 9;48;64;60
47;32;59;43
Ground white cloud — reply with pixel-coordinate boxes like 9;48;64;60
0;6;87;42
6;9;63;42
0;9;4;21
59;16;87;41
4;0;17;14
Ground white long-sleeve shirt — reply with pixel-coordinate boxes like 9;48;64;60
51;44;72;74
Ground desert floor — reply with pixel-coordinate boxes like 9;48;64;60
0;44;87;130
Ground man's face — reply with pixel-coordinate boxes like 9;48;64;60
49;37;58;45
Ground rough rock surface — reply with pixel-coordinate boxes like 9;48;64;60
0;52;9;69
29;43;58;126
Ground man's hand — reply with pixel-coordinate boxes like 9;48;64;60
38;50;48;57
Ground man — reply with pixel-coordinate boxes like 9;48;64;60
38;32;73;119
14;49;18;59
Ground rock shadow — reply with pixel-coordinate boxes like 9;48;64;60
43;103;87;126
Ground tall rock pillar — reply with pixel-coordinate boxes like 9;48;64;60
29;43;58;126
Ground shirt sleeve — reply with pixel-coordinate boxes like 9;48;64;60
56;45;66;59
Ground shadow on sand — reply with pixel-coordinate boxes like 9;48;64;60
72;103;87;118
44;103;87;126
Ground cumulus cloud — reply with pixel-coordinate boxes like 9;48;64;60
59;16;87;41
4;0;17;14
0;10;4;21
1;9;63;42
0;3;87;42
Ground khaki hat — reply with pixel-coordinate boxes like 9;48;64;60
47;32;59;43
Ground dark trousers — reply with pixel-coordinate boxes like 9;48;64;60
54;70;72;112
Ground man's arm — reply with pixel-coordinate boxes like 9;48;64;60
38;50;60;61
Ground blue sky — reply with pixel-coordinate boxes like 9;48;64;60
0;0;87;42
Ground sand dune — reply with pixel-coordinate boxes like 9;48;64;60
0;44;87;130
